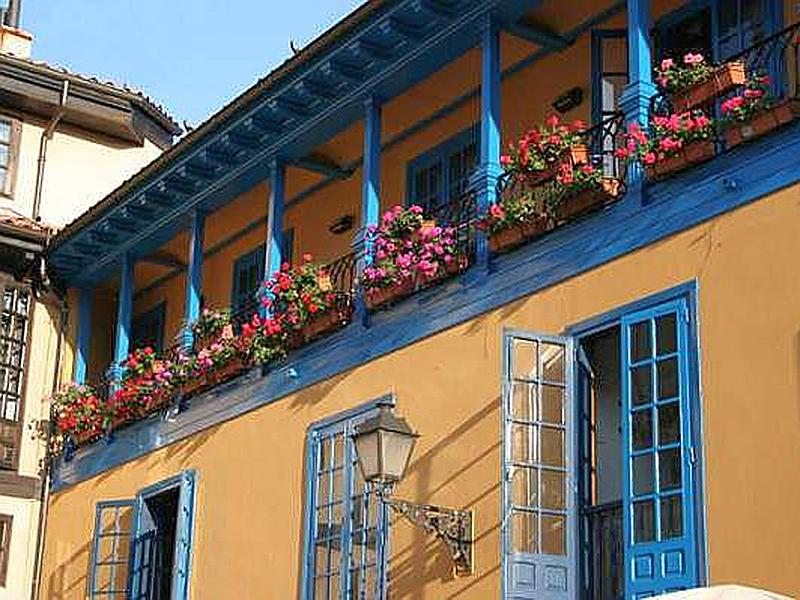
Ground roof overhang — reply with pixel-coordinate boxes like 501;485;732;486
48;0;539;287
0;54;180;146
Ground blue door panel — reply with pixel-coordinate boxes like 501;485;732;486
620;299;699;598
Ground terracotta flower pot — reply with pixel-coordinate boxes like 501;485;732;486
488;215;551;254
182;375;212;398
72;427;103;447
723;100;798;149
521;144;590;186
210;357;249;386
364;278;415;310
645;140;716;181
670;61;746;112
557;178;622;221
300;307;353;342
416;256;469;288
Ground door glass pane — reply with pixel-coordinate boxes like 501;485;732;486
512;468;538;507
630;321;651;362
512;339;538;380
633;500;655;543
632;365;652;406
632;409;653;450
655;314;677;356
632;453;654;495
512;424;536;463
541;470;565;510
541;514;566;555
659;448;682;491
511;382;537;422
657;358;679;400
541;343;565;382
660;495;683;539
658;402;680;446
512;510;537;553
540;427;565;467
541;385;564;425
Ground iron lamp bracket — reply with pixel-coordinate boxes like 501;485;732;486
384;496;474;577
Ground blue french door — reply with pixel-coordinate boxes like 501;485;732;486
620;299;699;598
503;332;577;600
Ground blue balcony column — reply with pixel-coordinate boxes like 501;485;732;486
181;208;206;351
620;0;657;185
73;287;93;385
108;253;134;386
353;95;382;325
470;15;503;269
266;158;286;279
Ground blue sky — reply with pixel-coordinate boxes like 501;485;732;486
22;0;363;128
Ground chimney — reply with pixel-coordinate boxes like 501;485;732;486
0;0;30;59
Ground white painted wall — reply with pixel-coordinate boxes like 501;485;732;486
1;115;164;227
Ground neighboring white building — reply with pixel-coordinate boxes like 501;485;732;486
0;2;180;598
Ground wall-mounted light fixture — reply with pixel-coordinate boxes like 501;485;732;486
552;86;584;114
351;402;474;577
329;214;354;235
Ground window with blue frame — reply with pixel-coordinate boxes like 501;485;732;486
406;126;479;214
131;303;165;353
89;471;196;599
655;0;782;63
231;232;293;320
303;403;389;600
231;244;265;320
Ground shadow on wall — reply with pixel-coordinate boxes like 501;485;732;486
45;540;92;600
389;395;501;599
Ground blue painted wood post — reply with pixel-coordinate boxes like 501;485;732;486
471;16;502;270
354;96;382;325
266;159;286;278
620;0;657;186
181;209;205;351
73;287;93;384
108;253;134;386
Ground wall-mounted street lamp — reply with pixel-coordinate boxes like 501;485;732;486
351;403;474;577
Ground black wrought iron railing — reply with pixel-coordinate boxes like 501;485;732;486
494;112;628;212
585;500;623;600
650;20;800;153
426;192;478;264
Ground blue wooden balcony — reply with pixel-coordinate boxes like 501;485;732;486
48;2;800;486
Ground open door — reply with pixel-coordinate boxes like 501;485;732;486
503;332;576;599
620;300;699;598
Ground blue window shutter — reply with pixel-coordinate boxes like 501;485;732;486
620;299;700;597
502;332;577;599
90;500;136;598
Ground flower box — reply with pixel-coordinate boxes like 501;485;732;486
488;216;551;254
301;307;352;342
210;357;249;386
723;100;798;149
72;428;104;447
645;140;716;181
557;178;622;221
521;145;589;186
416;256;469;287
670;61;746;112
364;278;415;311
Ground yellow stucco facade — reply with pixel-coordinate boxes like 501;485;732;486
37;0;800;598
42;183;800;597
